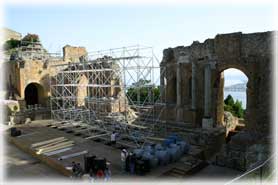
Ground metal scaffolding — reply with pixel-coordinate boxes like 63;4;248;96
50;45;165;146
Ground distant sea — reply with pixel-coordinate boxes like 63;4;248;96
224;90;246;109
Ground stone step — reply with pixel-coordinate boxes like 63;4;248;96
187;145;205;160
161;156;208;178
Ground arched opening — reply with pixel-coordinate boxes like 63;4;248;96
24;83;45;106
216;68;248;142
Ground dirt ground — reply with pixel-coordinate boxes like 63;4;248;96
4;140;66;181
2;120;242;183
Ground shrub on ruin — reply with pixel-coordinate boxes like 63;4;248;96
21;33;40;46
3;39;20;50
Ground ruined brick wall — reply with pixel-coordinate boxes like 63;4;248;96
2;27;22;43
161;31;274;136
63;45;87;62
5;43;89;108
9;59;68;106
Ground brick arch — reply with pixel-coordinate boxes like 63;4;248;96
161;31;272;137
213;63;253;131
24;82;46;106
216;63;251;80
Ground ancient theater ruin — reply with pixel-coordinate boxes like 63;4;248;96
3;28;275;180
158;31;273;170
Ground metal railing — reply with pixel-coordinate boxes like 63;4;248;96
225;154;276;184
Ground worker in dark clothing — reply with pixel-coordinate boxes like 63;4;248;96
104;167;111;181
89;168;96;182
76;163;84;178
129;152;136;174
71;161;77;178
125;152;130;172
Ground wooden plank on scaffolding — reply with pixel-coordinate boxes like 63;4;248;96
74;126;98;133
57;124;77;129
85;133;109;140
37;141;74;152
58;150;88;160
43;147;73;156
116;140;137;149
48;121;66;126
117;121;147;129
34;138;69;150
31;137;65;148
146;136;165;141
74;128;91;133
38;144;74;155
55;121;83;129
37;143;74;155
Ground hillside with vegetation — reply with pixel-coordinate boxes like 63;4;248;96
224;94;245;118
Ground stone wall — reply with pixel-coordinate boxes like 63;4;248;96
6;43;128;117
160;31;274;137
2;27;22;43
63;45;87;62
6;58;68;106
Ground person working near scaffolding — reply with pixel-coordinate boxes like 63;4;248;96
121;149;128;173
110;131;117;145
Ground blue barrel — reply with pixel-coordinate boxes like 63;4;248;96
144;145;152;151
155;143;163;150
177;141;186;154
133;148;144;158
150;156;159;168
142;151;151;159
167;146;179;162
163;138;175;147
144;145;154;154
177;141;190;154
168;134;178;143
155;149;170;165
142;152;158;169
170;143;183;159
169;143;177;148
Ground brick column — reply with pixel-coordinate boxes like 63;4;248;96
191;61;196;110
202;64;213;128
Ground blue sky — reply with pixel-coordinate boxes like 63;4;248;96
3;3;274;85
224;68;248;86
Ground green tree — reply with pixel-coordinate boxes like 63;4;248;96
3;39;20;50
224;94;234;105
224;94;245;118
233;100;244;118
127;79;160;104
132;79;151;86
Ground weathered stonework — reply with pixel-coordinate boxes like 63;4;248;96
5;37;126;122
160;31;274;138
5;53;69;107
223;111;239;136
2;27;22;43
63;45;87;62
